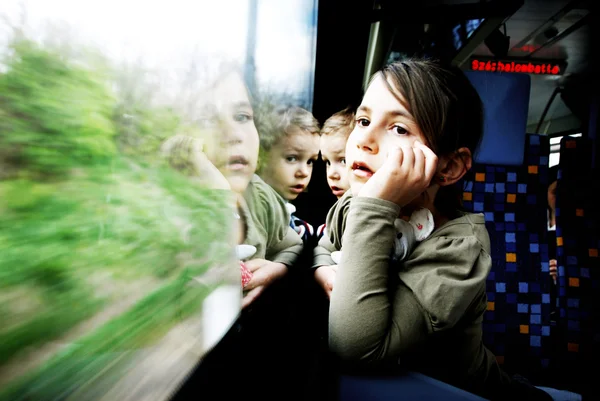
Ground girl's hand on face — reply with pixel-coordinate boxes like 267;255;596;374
185;137;231;191
358;141;438;207
163;134;231;191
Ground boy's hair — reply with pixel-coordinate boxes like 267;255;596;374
257;105;320;150
256;105;320;172
321;107;355;139
372;58;484;218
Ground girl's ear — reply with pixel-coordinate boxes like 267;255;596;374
437;147;472;186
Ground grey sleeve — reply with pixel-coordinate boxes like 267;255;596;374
328;197;431;365
313;233;337;268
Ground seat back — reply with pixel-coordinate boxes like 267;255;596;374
462;134;554;381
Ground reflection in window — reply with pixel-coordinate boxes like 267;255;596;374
0;0;318;400
453;24;463;50
255;0;318;110
452;19;484;51
466;19;483;38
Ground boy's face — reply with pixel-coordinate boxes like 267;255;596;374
261;127;320;201
320;134;349;198
346;74;428;197
198;72;259;195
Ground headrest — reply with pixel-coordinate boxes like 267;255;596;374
465;71;531;166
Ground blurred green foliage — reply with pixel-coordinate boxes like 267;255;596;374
0;39;117;179
0;35;235;400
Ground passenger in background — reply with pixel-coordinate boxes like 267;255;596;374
546;165;559;326
312;108;354;295
255;105;320;241
161;67;303;309
547;165;558;284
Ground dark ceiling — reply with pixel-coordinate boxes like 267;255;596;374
469;0;594;134
372;0;596;135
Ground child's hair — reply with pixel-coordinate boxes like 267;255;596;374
373;58;484;218
321;107;355;139
256;105;320;171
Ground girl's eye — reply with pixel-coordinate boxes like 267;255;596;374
197;116;218;128
340;158;346;165
286;156;298;162
234;113;253;123
394;125;408;135
357;118;370;127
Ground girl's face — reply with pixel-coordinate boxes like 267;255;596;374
346;74;429;197
198;72;259;195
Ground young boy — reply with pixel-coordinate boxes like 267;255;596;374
319;107;354;199
313;107;355;241
256;105;320;241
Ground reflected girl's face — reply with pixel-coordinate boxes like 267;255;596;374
198;72;259;195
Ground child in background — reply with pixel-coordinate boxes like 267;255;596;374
320;107;354;199
546;165;559;325
256;105;320;241
314;107;354;241
546;165;558;283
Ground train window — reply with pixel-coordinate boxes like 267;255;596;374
0;0;317;400
452;18;485;50
549;133;582;167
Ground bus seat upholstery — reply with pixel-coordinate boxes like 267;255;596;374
463;134;554;381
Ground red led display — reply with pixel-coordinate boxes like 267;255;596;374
470;58;564;75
